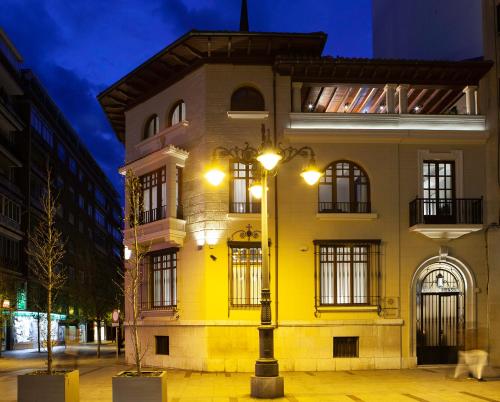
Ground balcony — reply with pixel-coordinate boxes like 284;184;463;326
316;202;378;221
124;205;186;247
285;113;487;144
409;198;483;240
230;202;261;214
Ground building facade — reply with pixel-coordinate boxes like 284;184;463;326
0;28;123;350
100;24;495;371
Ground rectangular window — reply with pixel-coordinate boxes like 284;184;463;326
0;234;20;270
422;160;455;219
149;249;177;309
30;109;54;147
229;243;262;306
1;195;20;224
140;167;166;224
95;209;106;227
230;162;260;213
155;336;169;355
95;188;106;208
69;158;77;175
57;143;66;161
333;337;359;358
315;240;380;306
78;195;85;209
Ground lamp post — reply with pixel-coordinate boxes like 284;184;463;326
205;124;321;398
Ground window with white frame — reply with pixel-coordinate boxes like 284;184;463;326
169;101;186;126
229;243;262;307
140;167;167;224
149;249;177;309
230;162;260;213
144;114;160;139
315;240;380;306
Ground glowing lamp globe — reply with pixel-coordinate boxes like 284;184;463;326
257;151;282;171
205;167;225;186
300;168;322;185
249;183;264;199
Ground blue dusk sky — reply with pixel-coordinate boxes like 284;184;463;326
1;0;372;198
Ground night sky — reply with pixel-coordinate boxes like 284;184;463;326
1;0;372;200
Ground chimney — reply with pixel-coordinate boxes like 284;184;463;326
240;0;249;32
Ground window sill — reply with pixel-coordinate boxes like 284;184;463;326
316;305;379;313
316;213;378;221
227;111;269;119
228;213;261;221
135;121;189;156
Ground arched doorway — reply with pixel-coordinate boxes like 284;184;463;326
411;255;476;365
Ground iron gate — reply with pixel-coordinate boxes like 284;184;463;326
417;292;463;364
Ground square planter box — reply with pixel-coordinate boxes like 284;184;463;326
18;369;79;402
112;371;167;402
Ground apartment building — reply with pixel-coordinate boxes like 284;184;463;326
100;9;495;371
0;28;123;350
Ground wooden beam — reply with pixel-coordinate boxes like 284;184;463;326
316;87;335;112
408;88;429;111
421;88;443;113
347;87;364;112
356;87;377;113
368;88;385;113
168;52;190;66
182;43;203;58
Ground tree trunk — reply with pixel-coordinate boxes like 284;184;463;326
47;285;52;374
96;319;101;358
37;312;41;353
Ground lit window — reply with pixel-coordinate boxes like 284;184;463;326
139;168;166;224
230;162;260;213
144;114;159;139
147;249;177;309
230;87;265;111
169;101;186;126
422;161;454;221
229;243;262;307
319;161;370;213
315;240;380;306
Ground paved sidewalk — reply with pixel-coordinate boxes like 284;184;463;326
1;346;500;401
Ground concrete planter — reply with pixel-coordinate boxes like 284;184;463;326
18;369;79;402
112;371;167;402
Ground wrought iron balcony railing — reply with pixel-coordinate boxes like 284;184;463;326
230;202;261;214
318;202;371;214
140;300;177;311
409;198;483;226
139;205;167;225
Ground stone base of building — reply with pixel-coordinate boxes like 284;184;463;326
250;376;284;399
125;319;405;372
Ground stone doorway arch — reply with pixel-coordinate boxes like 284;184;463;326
410;252;476;365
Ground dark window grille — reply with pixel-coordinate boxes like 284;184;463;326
314;240;380;307
333;337;359;358
155;336;169;355
318;161;370;213
229;242;262;307
144;249;177;309
230;162;261;214
176;166;183;219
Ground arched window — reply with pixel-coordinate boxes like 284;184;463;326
318;161;370;213
169;101;186;126
144;114;159;139
230;87;265;111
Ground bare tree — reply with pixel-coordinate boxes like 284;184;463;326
123;170;149;375
27;169;66;374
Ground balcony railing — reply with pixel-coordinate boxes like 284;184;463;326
318;202;371;214
230;202;261;214
409;198;483;226
139;205;167;225
140;300;176;311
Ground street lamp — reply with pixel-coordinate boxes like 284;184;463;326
205;124;321;398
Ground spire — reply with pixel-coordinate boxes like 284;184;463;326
240;0;249;32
